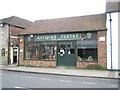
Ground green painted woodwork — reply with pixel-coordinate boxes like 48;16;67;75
34;33;82;41
57;41;77;67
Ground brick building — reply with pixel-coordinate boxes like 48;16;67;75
0;16;32;65
19;13;107;69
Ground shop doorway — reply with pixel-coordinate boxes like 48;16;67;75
13;48;17;64
57;41;76;67
10;47;18;64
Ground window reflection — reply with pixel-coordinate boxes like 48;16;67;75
77;40;98;61
57;41;75;55
66;41;75;54
25;41;57;60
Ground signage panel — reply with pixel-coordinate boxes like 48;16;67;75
34;33;82;41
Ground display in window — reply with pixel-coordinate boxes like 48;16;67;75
87;56;93;61
25;41;57;60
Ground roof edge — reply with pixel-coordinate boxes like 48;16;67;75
34;13;106;23
18;29;107;36
106;10;120;13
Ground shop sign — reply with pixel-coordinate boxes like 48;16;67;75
86;33;92;39
34;33;82;41
27;36;32;41
99;37;105;41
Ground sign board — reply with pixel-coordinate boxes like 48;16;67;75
34;33;82;41
20;49;23;52
99;37;105;41
86;33;92;39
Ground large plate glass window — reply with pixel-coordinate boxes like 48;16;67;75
77;32;98;62
25;36;57;60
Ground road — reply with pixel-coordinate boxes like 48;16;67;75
1;70;119;88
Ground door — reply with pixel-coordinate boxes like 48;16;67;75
57;41;76;67
13;48;18;64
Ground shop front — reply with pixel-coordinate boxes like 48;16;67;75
19;14;107;69
23;32;98;67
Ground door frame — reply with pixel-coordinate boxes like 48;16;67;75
10;47;18;65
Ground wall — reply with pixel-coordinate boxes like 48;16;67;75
10;26;24;65
97;31;107;69
0;26;2;65
77;62;98;69
107;12;119;70
0;24;9;65
10;26;23;46
19;36;25;63
20;60;56;68
10;26;24;36
0;24;28;65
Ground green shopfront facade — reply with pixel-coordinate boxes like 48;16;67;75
19;14;107;69
22;32;98;68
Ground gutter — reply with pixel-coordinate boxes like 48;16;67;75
106;10;120;13
2;23;25;29
18;29;107;36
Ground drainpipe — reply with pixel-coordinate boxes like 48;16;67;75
17;37;20;66
109;13;113;70
8;25;11;65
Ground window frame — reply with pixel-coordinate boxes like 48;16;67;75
77;32;98;62
24;37;57;61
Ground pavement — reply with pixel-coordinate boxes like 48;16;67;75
0;65;119;79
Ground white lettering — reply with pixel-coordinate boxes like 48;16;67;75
35;33;81;41
60;34;79;39
54;35;56;39
61;35;64;38
76;34;78;38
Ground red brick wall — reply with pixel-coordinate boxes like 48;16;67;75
20;60;56;68
10;26;24;36
77;62;97;68
10;26;24;45
97;31;107;69
19;36;25;63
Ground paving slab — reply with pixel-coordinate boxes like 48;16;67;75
0;66;119;79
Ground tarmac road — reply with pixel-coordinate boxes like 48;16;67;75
1;70;119;88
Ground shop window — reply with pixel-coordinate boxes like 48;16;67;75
77;48;97;61
77;32;98;62
58;41;75;55
25;41;57;60
66;41;75;54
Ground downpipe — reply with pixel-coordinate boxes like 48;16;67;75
109;13;113;70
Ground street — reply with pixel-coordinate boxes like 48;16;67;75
1;70;119;88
